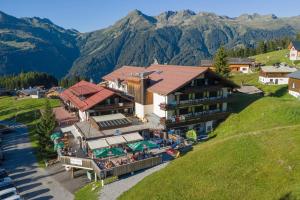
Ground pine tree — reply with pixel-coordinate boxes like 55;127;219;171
35;99;56;156
214;46;230;77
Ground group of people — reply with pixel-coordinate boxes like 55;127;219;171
96;150;155;170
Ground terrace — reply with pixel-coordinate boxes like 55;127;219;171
160;109;230;128
159;96;234;111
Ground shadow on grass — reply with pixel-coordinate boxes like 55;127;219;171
271;86;288;97
229;93;262;113
279;192;298;200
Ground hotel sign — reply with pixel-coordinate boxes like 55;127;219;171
70;158;83;166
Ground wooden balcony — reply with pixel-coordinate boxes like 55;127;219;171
160;110;230;129
183;85;224;93
159;96;234;111
104;156;162;177
59;155;162;179
92;102;134;112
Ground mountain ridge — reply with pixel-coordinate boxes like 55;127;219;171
0;9;299;80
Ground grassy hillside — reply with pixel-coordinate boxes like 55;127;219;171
119;74;300;200
251;49;300;67
0;96;60;166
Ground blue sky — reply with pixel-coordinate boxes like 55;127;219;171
1;0;299;32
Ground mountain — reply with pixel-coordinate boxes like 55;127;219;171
0;10;300;80
68;10;300;81
0;11;79;78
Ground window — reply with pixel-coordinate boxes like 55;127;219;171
179;108;189;115
195;106;203;113
209;91;218;98
194;79;205;86
179;94;189;101
195;92;204;99
209;104;218;110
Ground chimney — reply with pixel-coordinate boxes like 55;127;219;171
140;73;149;105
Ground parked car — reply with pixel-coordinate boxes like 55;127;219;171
0;182;15;192
0;149;4;162
0;125;12;134
0;177;13;184
0;169;8;178
3;194;23;200
0;168;8;178
0;187;18;199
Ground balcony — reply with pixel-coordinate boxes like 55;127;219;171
92;102;134;112
160;109;230;129
183;85;224;93
159;96;233;111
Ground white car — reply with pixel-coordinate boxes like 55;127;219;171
0;177;13;184
0;187;18;199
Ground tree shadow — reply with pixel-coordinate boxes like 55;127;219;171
229;93;262;113
272;86;288;97
279;192;297;200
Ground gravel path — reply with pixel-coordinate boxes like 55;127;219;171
100;162;169;200
0;121;74;200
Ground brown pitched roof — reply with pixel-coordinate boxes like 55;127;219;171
146;65;209;95
103;64;209;95
102;66;146;82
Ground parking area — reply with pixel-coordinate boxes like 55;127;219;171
0;121;75;200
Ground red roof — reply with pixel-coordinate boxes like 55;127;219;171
69;80;100;96
60;80;115;111
103;65;209;95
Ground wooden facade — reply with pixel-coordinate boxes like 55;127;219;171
89;94;134;116
288;77;300;92
127;77;152;105
259;71;290;78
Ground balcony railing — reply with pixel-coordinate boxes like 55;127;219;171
160;109;230;128
92;102;134;111
183;85;224;93
159;96;231;110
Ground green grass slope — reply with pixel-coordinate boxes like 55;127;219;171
119;75;300;200
251;49;300;67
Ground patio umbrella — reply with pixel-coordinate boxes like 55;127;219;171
127;141;158;152
93;147;125;158
54;142;64;150
50;132;62;141
186;130;197;142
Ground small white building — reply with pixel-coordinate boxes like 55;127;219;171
289;41;300;61
259;64;297;85
287;70;300;98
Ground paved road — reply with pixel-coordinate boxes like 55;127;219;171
100;162;169;200
0;121;74;200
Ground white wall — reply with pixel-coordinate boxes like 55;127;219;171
259;76;289;85
107;81;127;93
222;88;228;98
205;121;213;133
135;102;153;120
289;90;300;98
239;66;250;74
79;110;88;121
222;102;227;112
290;48;300;61
153;93;167;118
